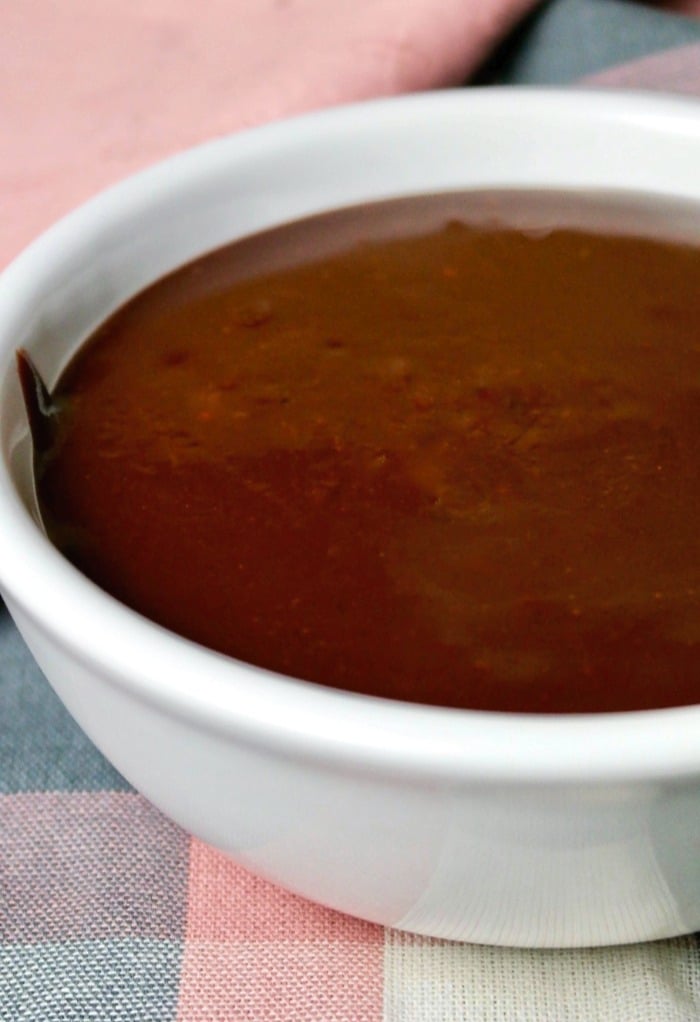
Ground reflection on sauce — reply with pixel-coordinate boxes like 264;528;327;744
26;191;700;713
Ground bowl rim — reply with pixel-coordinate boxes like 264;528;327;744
2;86;700;784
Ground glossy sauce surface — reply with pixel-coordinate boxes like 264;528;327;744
32;191;700;712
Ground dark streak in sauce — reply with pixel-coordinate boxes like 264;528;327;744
17;348;57;463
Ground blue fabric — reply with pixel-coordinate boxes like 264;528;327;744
0;608;131;794
473;0;700;83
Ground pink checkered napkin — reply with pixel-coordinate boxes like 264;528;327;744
0;0;536;271
3;793;699;1020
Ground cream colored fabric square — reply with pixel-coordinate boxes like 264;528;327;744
384;932;700;1022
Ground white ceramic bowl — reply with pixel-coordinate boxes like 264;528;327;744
1;89;700;948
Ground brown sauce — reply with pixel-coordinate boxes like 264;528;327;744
23;190;700;713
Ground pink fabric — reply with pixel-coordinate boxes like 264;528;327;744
584;42;700;93
1;0;535;271
176;839;384;1021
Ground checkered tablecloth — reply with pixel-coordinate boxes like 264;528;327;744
2;2;700;1019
